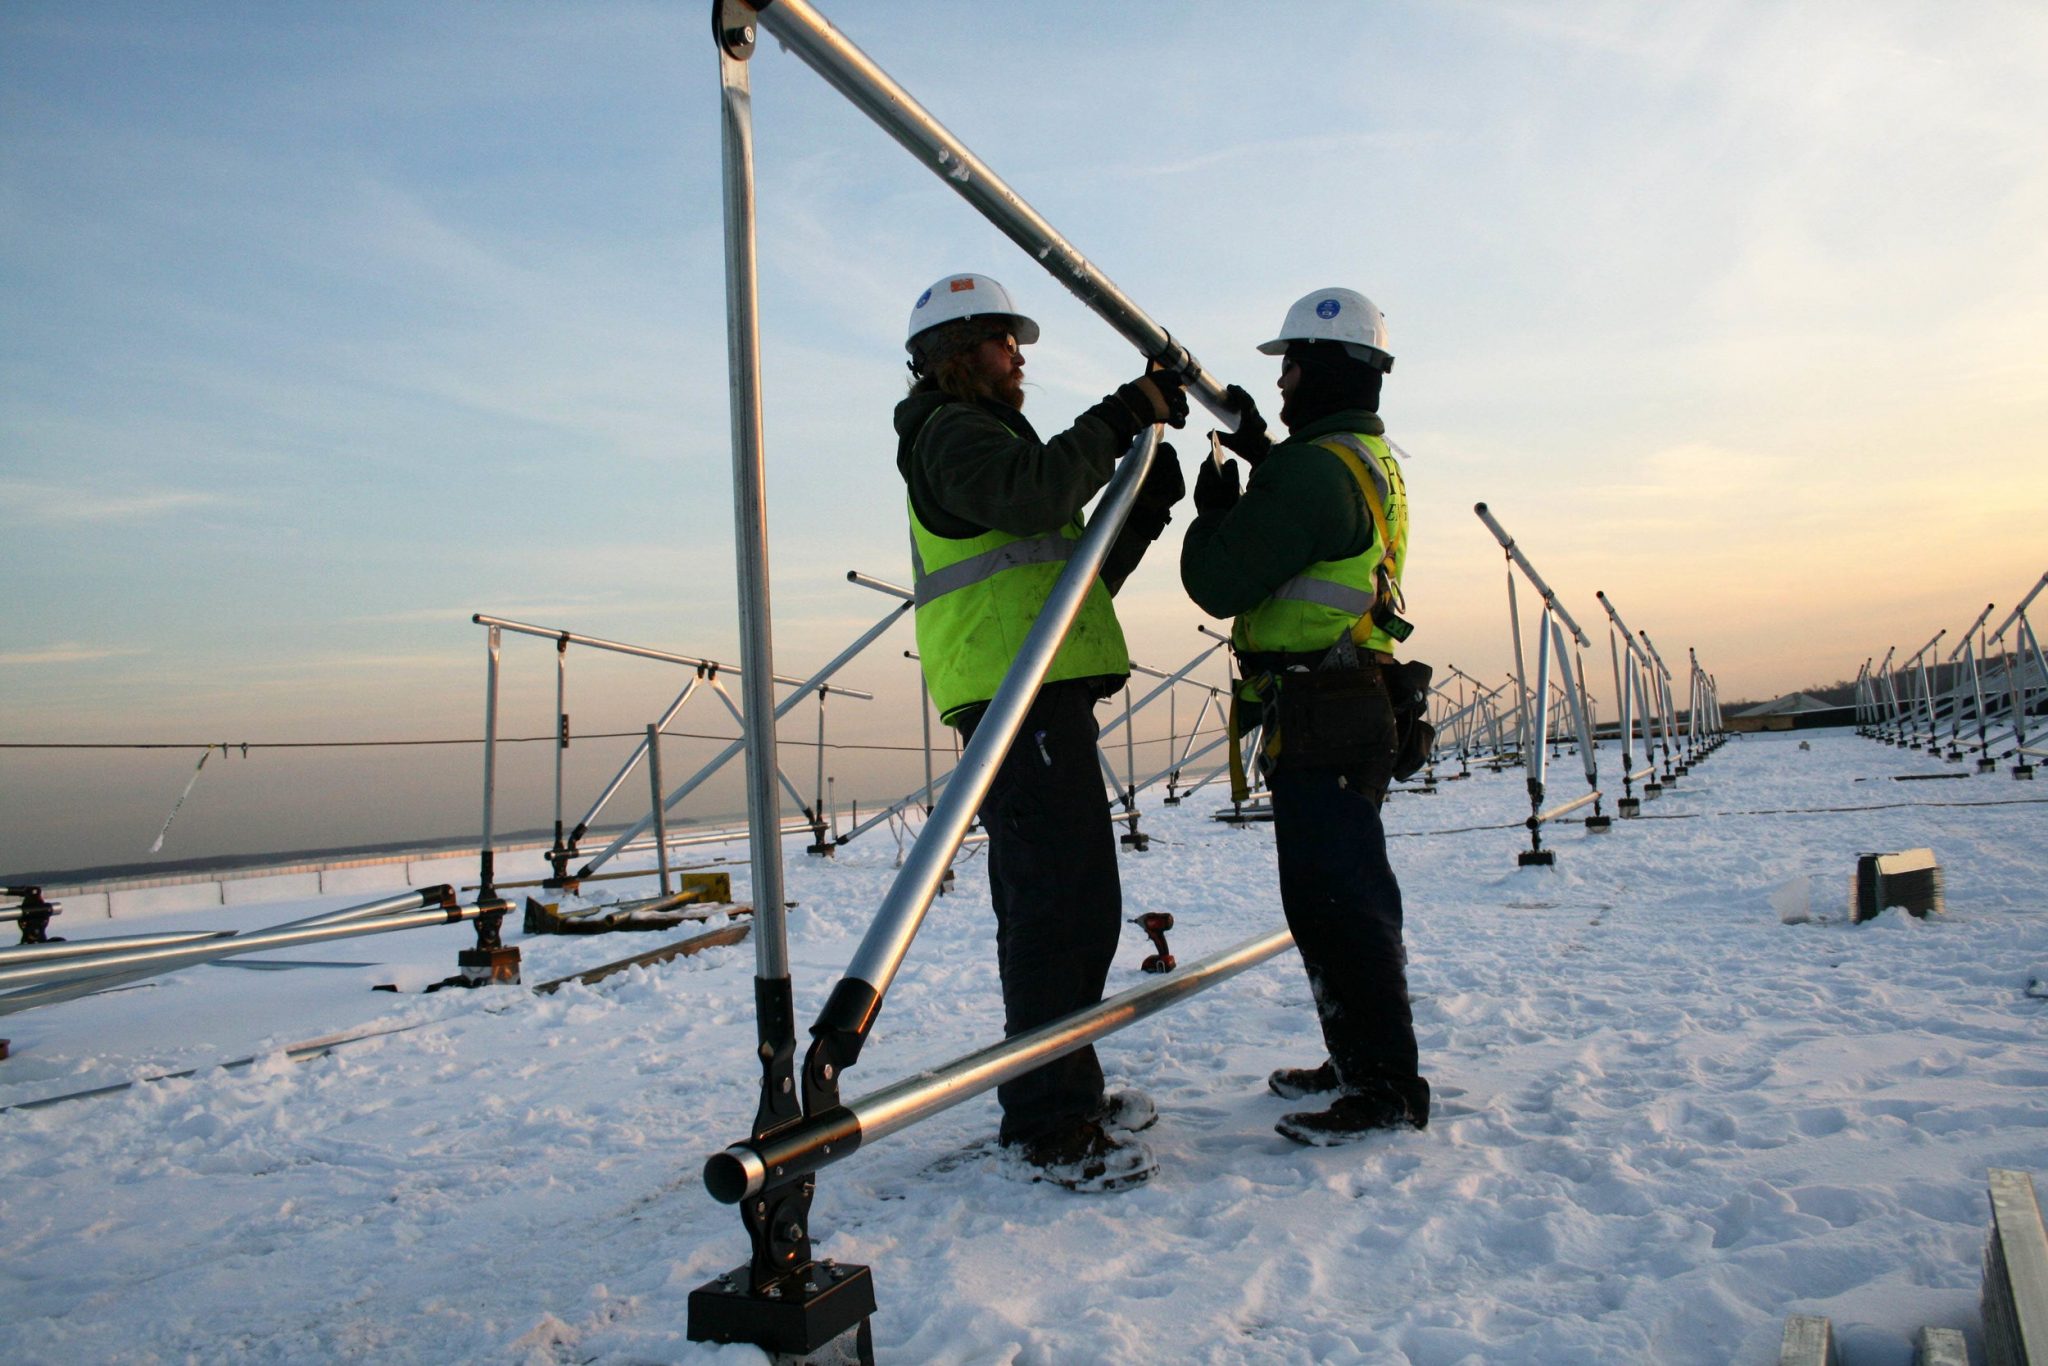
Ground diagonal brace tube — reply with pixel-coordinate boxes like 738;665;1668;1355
800;428;1163;1097
744;0;1242;426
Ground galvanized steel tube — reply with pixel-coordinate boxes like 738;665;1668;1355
840;428;1163;1001
0;904;482;998
706;923;1295;1203
471;613;870;697
1474;503;1591;646
718;41;788;980
746;0;1239;425
1990;571;2048;643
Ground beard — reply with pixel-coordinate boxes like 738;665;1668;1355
995;371;1025;408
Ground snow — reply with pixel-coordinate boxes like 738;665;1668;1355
2;729;2044;1364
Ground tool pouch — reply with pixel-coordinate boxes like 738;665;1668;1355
1274;666;1396;784
1381;659;1436;782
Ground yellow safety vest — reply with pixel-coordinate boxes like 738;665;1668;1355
905;404;1131;725
1231;431;1408;657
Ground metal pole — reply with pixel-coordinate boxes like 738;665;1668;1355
574;604;902;877
916;656;935;814
1989;571;2048;645
815;687;828;825
648;724;674;897
0;929;225;966
1505;569;1533;758
480;624;502;897
0;904;485;1001
704;923;1294;1204
746;0;1241;425
2;887;456;983
1554;618;1599;794
472;613;867;696
1473;503;1592;645
568;676;704;849
717;28;790;988
1531;608;1554;798
815;429;1164;1068
269;887;460;934
554;636;569;856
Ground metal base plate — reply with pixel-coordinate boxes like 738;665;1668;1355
688;1262;876;1360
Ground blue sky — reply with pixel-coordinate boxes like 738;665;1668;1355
5;1;2047;871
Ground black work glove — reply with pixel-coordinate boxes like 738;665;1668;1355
1111;371;1190;432
1193;453;1241;515
1134;442;1185;516
1215;383;1272;466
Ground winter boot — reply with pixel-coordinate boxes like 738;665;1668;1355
1267;1060;1340;1100
1276;1078;1430;1146
1092;1087;1158;1134
1008;1118;1157;1193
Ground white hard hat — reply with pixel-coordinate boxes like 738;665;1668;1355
905;272;1040;355
1257;287;1393;371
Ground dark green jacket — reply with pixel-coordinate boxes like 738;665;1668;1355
1180;409;1384;620
894;389;1169;597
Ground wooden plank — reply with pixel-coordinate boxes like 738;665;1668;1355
532;920;752;995
1779;1315;1840;1366
1985;1168;2048;1366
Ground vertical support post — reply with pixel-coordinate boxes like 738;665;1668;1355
1118;683;1147;851
1519;607;1555;866
479;624;502;899
808;687;835;856
1505;569;1533;764
689;11;875;1360
914;652;935;815
462;623;518;985
647;724;674;897
553;635;569;864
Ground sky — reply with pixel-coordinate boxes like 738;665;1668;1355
5;1;2047;873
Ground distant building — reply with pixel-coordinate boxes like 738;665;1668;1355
1728;692;1856;732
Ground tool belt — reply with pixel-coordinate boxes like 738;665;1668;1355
1228;649;1435;802
1229;646;1392;798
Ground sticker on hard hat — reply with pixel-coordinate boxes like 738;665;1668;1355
1316;298;1341;319
949;278;976;292
915;288;932;309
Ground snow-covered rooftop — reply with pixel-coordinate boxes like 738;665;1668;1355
3;728;2044;1363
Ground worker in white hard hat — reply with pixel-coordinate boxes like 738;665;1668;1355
895;271;1187;1191
1180;286;1433;1144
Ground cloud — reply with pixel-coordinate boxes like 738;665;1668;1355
0;477;241;525
0;642;147;666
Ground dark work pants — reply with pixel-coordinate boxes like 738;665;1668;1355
1267;765;1420;1086
962;681;1121;1146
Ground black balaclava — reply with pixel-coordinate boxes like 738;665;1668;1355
1281;339;1383;431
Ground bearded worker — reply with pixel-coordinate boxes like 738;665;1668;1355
896;272;1186;1191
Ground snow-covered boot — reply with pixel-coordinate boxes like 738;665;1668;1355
1276;1078;1430;1146
1267;1060;1340;1100
1092;1087;1158;1133
1008;1119;1157;1193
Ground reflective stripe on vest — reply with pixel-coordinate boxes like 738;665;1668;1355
910;533;1075;607
904;404;1129;722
